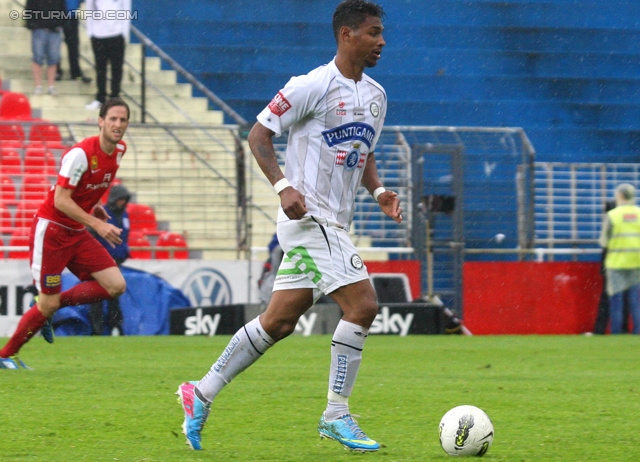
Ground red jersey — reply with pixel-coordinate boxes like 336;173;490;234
37;135;126;230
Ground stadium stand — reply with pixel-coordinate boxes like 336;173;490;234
23;146;57;176
131;0;640;164
0;173;17;204
3;1;635;282
0;91;32;120
128;231;152;259
0;122;26;143
28;122;63;145
156;231;189;259
126;202;160;236
19;173;52;202
13;199;39;230
7;228;30;259
0;203;11;234
0;146;22;175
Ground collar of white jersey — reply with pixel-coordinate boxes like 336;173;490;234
329;57;362;86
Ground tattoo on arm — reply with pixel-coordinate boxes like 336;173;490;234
256;143;284;183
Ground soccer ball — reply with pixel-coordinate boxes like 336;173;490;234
439;405;494;457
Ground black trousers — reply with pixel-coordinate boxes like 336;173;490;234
88;298;124;335
91;35;125;103
61;18;82;78
88;260;125;335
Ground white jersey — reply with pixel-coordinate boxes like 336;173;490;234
257;58;387;230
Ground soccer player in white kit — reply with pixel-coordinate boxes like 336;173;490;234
177;0;402;452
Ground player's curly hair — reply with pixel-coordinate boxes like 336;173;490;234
332;0;386;43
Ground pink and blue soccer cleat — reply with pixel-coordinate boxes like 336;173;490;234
176;381;210;450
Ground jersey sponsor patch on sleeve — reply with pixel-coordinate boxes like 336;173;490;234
268;91;292;116
44;274;62;288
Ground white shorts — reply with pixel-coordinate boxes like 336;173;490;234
273;216;369;299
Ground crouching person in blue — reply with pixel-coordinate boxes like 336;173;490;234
89;184;131;335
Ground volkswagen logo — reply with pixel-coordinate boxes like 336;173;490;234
182;268;232;306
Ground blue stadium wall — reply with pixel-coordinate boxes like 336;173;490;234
132;0;640;163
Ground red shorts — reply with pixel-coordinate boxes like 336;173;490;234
29;218;117;295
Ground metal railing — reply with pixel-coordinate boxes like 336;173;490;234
127;25;248;126
533;162;640;252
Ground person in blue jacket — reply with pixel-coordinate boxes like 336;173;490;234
89;184;131;335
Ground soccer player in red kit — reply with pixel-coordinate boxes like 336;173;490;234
0;98;130;369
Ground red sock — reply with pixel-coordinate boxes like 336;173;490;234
0;305;48;357
60;281;112;307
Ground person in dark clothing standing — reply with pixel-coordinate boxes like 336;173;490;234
58;0;92;83
88;184;131;335
84;0;131;110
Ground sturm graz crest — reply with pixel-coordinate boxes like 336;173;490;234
344;147;360;171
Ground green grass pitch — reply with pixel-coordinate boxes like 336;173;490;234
1;334;640;461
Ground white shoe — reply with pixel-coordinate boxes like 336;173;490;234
85;100;102;110
34;85;43;95
48;86;57;96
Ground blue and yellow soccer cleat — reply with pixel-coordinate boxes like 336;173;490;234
318;413;380;452
176;381;210;450
0;356;32;370
31;296;54;344
40;319;54;344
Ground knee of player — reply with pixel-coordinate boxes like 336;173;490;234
110;280;126;298
38;298;61;317
261;316;297;341
360;301;380;323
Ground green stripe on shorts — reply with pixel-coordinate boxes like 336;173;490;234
281;246;322;284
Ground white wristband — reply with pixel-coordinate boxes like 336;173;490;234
373;187;386;202
273;178;292;194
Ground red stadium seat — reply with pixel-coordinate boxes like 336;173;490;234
128;231;152;259
29;123;62;144
155;231;189;259
0;148;22;175
46;141;71;157
0;203;12;234
0;140;23;150
14;200;40;229
126;202;158;234
19;174;52;202
24;147;58;176
8;228;30;259
0;123;26;143
0;174;17;205
0;92;32;120
24;146;56;175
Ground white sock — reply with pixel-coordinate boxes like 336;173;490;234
324;320;368;421
196;317;274;402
